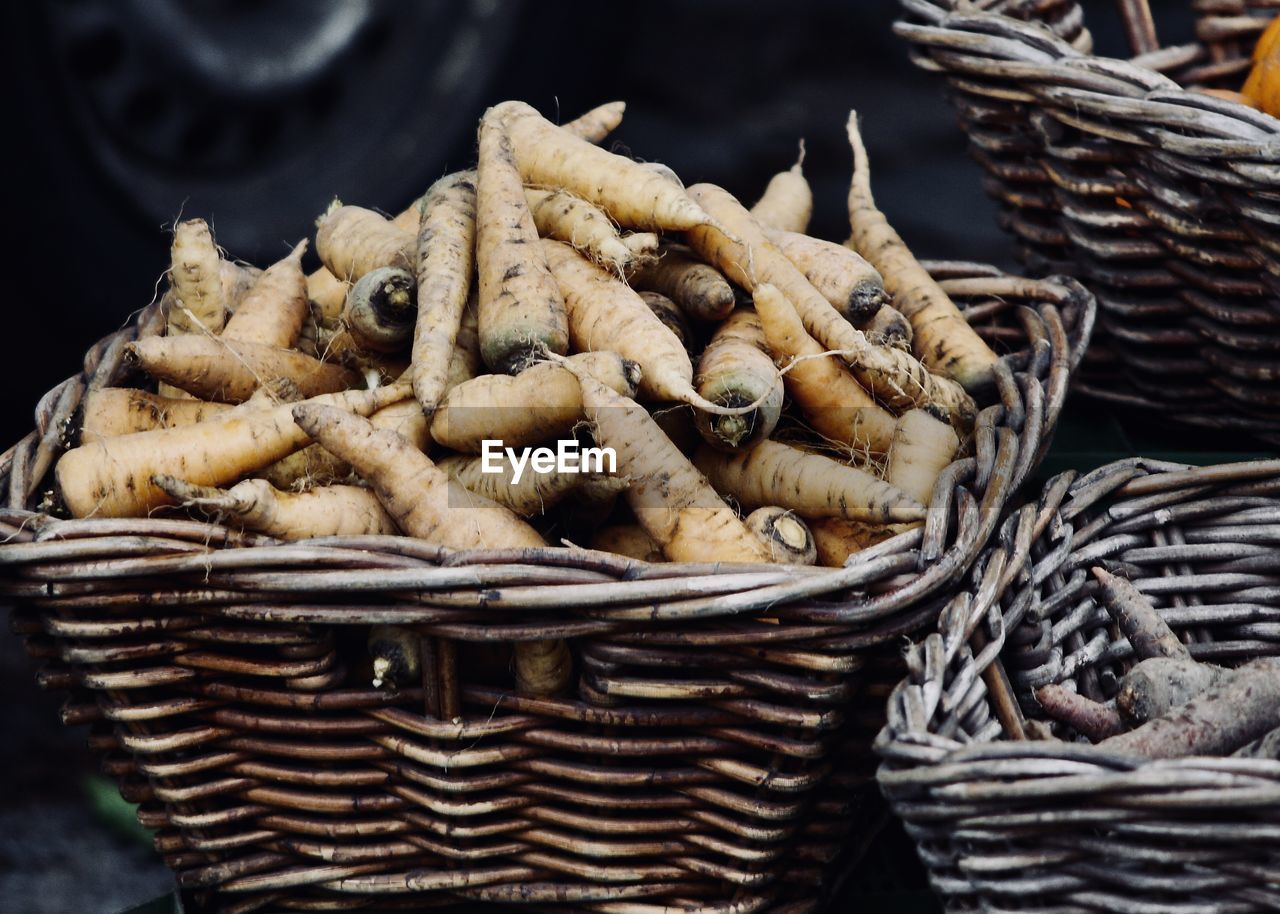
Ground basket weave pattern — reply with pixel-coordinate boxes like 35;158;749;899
898;0;1280;443
878;457;1280;912
0;264;1092;913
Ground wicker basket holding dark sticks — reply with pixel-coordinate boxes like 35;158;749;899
896;0;1280;445
878;457;1280;912
0;263;1091;913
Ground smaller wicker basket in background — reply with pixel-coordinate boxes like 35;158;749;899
878;457;1280;912
0;263;1091;913
897;0;1280;445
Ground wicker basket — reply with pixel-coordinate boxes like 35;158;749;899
896;0;1280;445
0;263;1091;914
877;457;1280;912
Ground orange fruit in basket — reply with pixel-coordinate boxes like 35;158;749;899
1242;14;1280;116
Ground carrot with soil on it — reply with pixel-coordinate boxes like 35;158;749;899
1091;566;1190;661
560;362;773;564
78;388;234;443
749;142;812;234
693;438;924;525
343;266;416;353
629;245;736;323
167;218;228;335
693;308;784;451
430;350;639;454
524;187;637;274
1096;657;1280;759
1116;657;1228;728
475;108;570;374
411;171;477;413
639;291;695;354
541;239;743;416
315;203;415;285
1033;684;1126;742
846;111;999;392
745;507;816;566
220;259;264;311
588;524;666;563
54;383;411;518
437;453;623;518
494;100;725;234
685;182;976;424
809;518;899;567
220;240;310;349
153;475;399;538
751;283;897;455
620;232;660;266
884;409;961;506
767;228;886;325
127;335;359;403
860;303;913;351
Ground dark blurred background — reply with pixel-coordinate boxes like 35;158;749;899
0;1;1191;911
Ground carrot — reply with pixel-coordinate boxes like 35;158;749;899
694;309;784;450
884;409;961;506
306;266;350;328
445;296;482;392
685;182;976;424
564;365;773;564
809;518;899;567
629;245;736;323
525;187;635;273
315;203;415;285
694;439;924;524
846;112;999;392
745;507;816;566
314;324;409;384
55;383;411;518
437;453;623;517
589;524;665;562
411;171;477;413
542;239;728;412
557;100;626;144
167;218;227;335
220;241;309;348
343;266;416;353
767;229;886;324
860;304;913;352
640;291;695;354
1034;685;1125;742
78;388;233;443
1117;658;1226;728
1092;567;1190;661
430;350;639;454
368;625;421;690
291;403;545;550
475;108;570;374
620;232;661;267
258;395;427;492
220;259;263;311
749;144;812;234
751;283;896;455
495;100;722;233
514;638;573;697
154;475;398;538
127;335;358;403
1097;658;1280;759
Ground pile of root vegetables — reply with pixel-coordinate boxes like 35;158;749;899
1033;569;1280;760
47;100;1008;692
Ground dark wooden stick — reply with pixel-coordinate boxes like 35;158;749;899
1035;684;1125;742
1118;0;1159;57
1092;567;1189;661
419;636;441;720
438;638;460;721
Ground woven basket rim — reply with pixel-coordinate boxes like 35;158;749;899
895;3;1280;161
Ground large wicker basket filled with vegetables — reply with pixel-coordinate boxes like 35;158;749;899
896;0;1280;445
877;457;1280;912
0;100;1091;912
